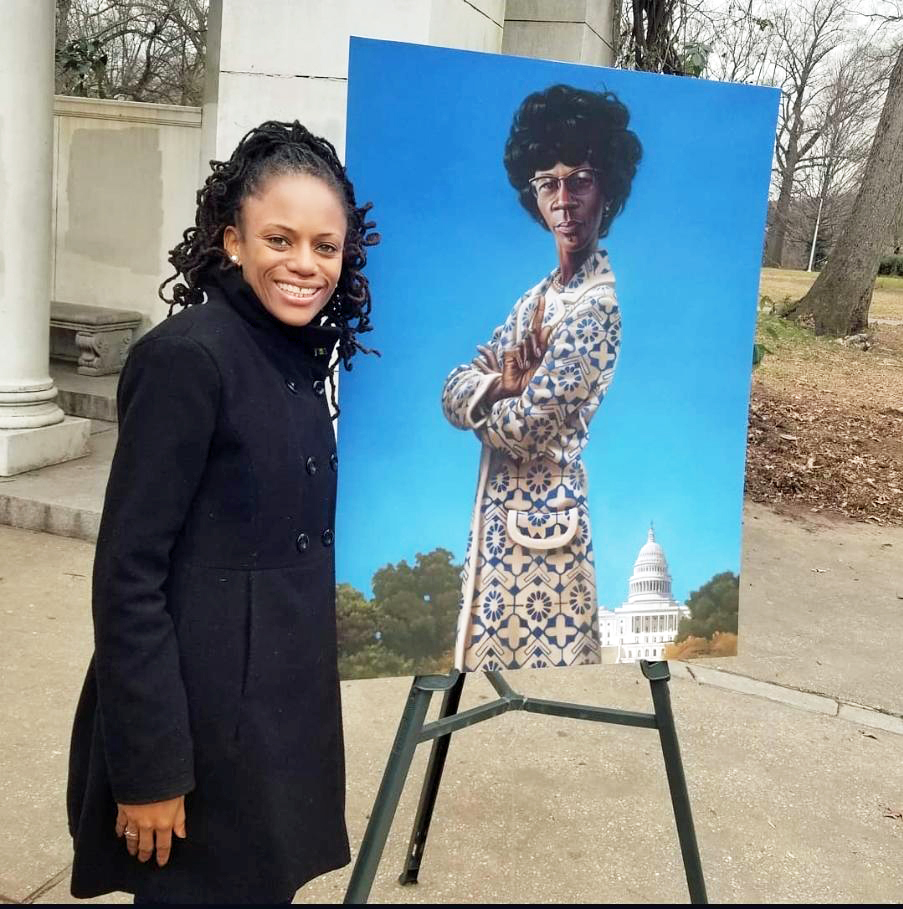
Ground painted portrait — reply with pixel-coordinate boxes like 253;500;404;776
335;38;779;680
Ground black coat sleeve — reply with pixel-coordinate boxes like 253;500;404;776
92;334;220;804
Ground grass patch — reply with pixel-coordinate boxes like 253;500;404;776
759;266;903;322
756;311;825;361
759;266;813;307
877;274;903;290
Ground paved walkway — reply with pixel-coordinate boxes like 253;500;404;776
688;505;903;725
1;504;902;903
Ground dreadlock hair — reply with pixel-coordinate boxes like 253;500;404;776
159;120;379;415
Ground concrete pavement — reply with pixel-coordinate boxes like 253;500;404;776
1;505;902;903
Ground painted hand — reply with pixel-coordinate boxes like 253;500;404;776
490;296;552;402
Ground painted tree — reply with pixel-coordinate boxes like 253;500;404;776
675;571;739;642
335;582;380;655
784;42;903;335
371;548;462;663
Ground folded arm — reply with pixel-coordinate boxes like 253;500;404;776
478;296;620;462
441;308;514;431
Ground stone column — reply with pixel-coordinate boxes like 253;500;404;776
0;0;90;475
502;0;616;66
199;0;506;169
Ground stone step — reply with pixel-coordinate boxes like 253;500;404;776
0;420;114;542
50;360;119;422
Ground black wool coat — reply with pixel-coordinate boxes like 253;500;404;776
67;266;350;903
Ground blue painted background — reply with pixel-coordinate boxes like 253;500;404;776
338;38;779;609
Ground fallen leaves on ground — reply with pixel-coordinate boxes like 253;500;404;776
746;307;903;526
745;383;903;526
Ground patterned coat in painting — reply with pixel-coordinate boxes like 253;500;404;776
441;249;620;672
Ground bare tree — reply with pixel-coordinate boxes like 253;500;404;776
784;41;903;334
788;47;882;268
617;0;718;75
56;0;207;105
704;0;780;85
764;0;850;267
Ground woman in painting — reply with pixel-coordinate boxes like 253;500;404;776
441;84;641;672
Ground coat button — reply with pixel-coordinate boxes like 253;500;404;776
322;529;334;547
329;452;338;471
296;532;310;552
285;378;298;395
306;456;318;475
312;379;326;397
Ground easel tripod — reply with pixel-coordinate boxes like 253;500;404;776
344;660;708;904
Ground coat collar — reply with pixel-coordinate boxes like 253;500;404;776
201;263;341;363
539;248;616;302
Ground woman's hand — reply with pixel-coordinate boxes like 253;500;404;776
116;795;186;867
481;296;552;404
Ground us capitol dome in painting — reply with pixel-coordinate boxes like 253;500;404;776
598;526;690;663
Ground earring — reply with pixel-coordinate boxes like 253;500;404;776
230;254;240;265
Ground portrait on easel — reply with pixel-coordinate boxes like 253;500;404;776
335;38;779;680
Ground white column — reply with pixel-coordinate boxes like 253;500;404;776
0;0;89;475
200;0;506;170
503;0;616;66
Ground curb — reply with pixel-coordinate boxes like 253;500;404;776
0;493;100;543
670;660;903;737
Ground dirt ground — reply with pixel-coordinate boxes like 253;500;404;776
746;269;903;526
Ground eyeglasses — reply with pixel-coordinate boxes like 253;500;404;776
528;168;601;200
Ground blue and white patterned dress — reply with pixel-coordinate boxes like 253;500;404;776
441;249;621;672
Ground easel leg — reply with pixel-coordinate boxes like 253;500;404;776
344;677;435;904
641;660;708;905
398;672;467;884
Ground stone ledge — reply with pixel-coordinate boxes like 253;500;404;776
0;492;100;542
54;93;202;126
50;302;143;377
0;424;114;539
685;663;839;715
50;300;143;327
837;702;903;737
50;361;118;422
674;660;903;736
0;418;91;477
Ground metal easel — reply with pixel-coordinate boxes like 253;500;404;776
343;660;707;904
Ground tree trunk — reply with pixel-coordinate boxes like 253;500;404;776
55;0;72;91
786;45;903;336
765;161;796;266
766;101;807;268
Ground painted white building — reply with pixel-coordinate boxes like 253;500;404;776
598;526;690;663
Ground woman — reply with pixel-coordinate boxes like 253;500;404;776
67;120;378;903
442;84;641;672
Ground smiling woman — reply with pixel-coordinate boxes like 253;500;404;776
66;120;378;904
222;174;347;327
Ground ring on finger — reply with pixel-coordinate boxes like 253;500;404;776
125;830;139;838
